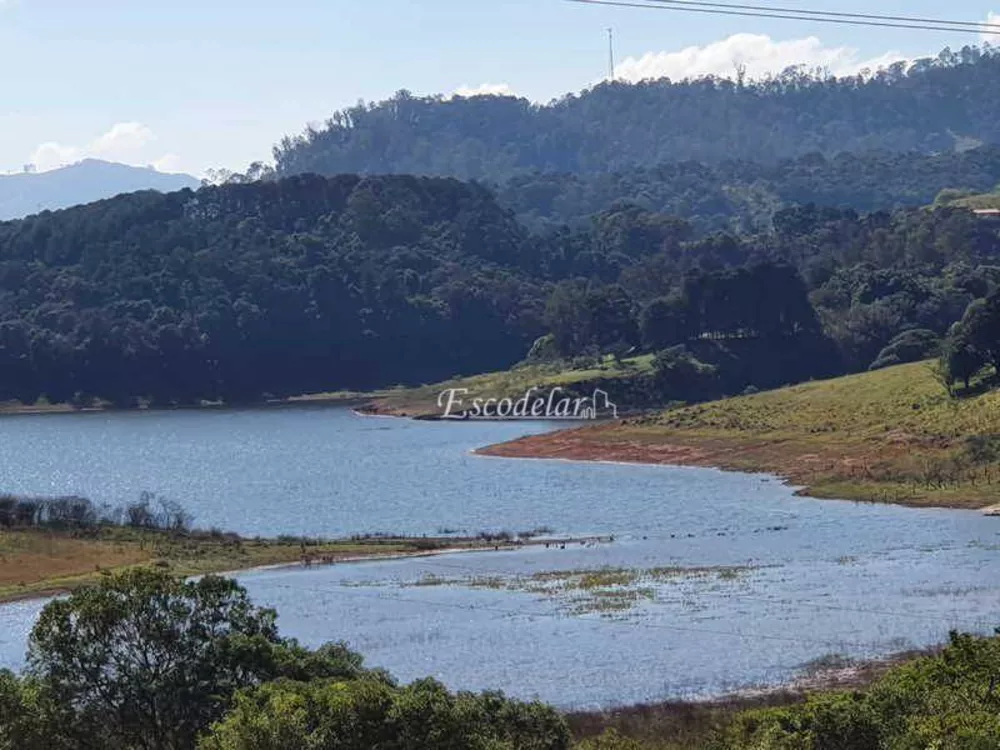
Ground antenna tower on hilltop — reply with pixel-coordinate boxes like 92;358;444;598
607;27;616;81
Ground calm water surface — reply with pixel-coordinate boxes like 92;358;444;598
0;406;997;707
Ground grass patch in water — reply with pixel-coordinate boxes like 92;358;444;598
397;564;755;617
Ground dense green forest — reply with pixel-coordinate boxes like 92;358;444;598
4;45;1000;408
495;148;1000;233
0;170;998;407
273;47;1000;180
263;48;1000;232
0;175;544;405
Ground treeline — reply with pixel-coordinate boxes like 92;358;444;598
0;173;998;407
273;46;1000;181
535;203;999;384
2;569;997;749
261;47;1000;237
495;148;1000;233
0;492;191;532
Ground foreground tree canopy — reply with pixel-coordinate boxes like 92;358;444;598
201;678;570;750
0;569;569;750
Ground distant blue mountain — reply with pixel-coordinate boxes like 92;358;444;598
0;159;199;220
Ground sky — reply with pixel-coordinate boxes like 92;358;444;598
0;0;997;177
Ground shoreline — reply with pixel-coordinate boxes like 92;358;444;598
0;393;371;421
363;401;1000;513
357;361;1000;513
0;529;613;607
472;423;1000;513
565;645;940;744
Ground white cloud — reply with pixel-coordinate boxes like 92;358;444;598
452;82;515;98
151;153;183;173
28;122;185;173
985;11;1000;43
613;33;907;83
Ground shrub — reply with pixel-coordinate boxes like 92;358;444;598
869;329;941;371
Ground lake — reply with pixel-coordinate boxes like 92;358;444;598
0;406;998;707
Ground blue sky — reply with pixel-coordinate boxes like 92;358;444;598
0;0;996;176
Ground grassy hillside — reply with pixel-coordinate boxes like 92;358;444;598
952;191;1000;210
347;355;656;417
482;361;1000;510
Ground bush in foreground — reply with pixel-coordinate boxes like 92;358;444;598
200;677;569;750
9;569;374;749
720;631;1000;749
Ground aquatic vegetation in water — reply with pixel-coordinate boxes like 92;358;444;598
396;565;756;618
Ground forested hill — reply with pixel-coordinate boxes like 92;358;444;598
0;170;998;410
0;174;545;405
495;147;1000;232
274;46;1000;180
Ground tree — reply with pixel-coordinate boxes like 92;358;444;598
941;325;986;391
574;729;643;749
0;670;63;750
961;292;1000;372
640;295;692;350
25;569;367;750
544;282;638;357
200;678;570;750
652;347;719;401
869;329;941;371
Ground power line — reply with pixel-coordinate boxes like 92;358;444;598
639;0;1000;32
566;0;1000;36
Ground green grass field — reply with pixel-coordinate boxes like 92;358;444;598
652;360;1000;438
483;361;1000;510
355;354;655;417
631;360;1000;508
950;191;1000;211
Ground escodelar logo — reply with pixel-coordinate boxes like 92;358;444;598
437;387;618;420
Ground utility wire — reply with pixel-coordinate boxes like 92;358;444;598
639;0;1000;32
565;0;1000;36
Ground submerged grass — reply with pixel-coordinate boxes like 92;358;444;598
398;565;754;617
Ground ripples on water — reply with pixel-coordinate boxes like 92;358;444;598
0;406;997;707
